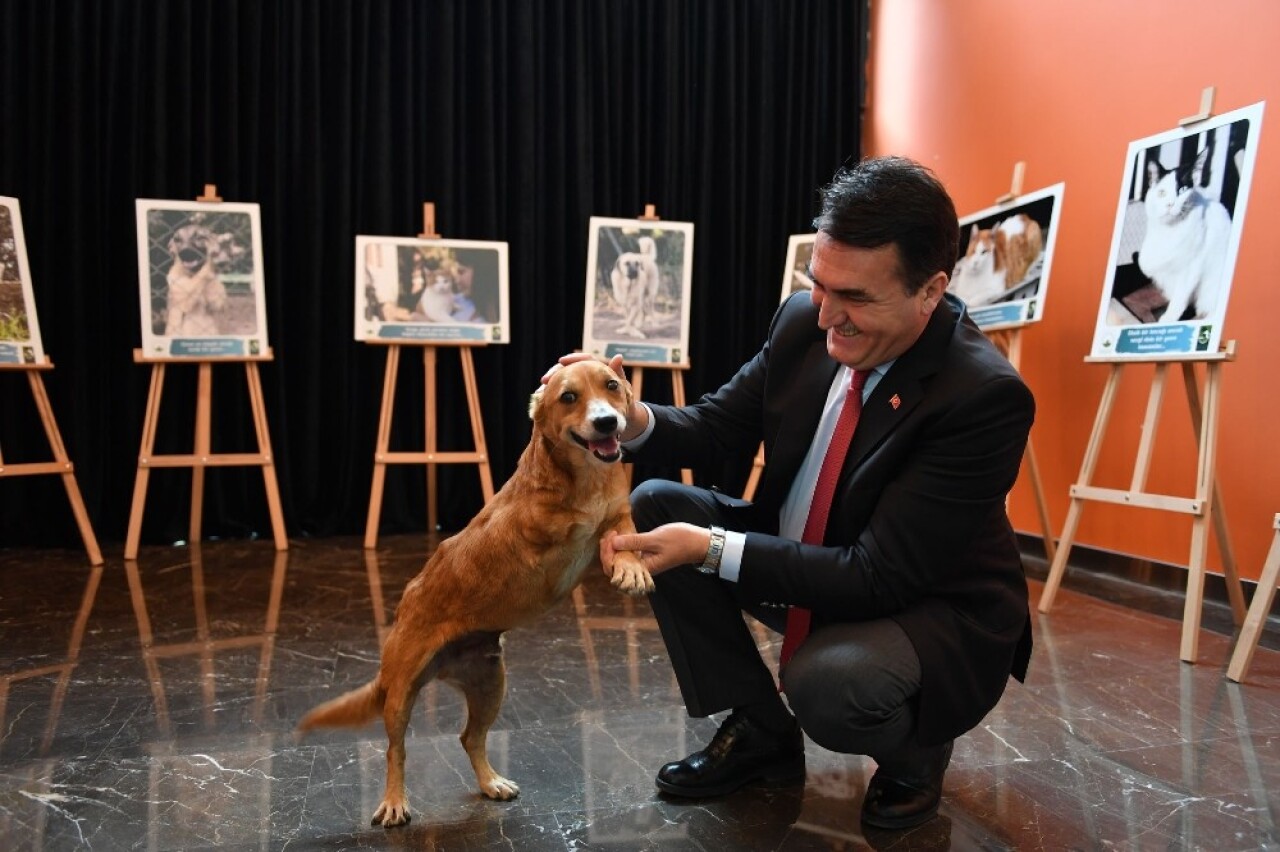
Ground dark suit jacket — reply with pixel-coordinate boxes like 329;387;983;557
637;291;1034;745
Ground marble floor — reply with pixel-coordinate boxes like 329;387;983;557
1;535;1279;851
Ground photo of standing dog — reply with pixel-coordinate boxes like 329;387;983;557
610;235;661;338
297;358;654;829
163;219;230;336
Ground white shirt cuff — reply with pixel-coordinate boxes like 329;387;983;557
620;402;657;450
718;531;748;582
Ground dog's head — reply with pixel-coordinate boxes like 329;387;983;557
530;359;634;464
617;256;644;281
168;221;214;275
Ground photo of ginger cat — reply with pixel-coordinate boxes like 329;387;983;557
950;212;1044;308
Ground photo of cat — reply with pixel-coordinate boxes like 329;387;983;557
1092;101;1264;359
947;183;1064;331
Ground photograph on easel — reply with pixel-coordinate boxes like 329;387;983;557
582;216;694;365
780;233;816;302
1091;100;1265;358
353;236;510;344
949;183;1065;331
0;196;44;365
135;199;268;358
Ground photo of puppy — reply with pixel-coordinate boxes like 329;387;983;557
610;234;661;338
297;358;654;829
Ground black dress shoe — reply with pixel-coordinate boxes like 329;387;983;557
655;711;805;798
860;739;953;830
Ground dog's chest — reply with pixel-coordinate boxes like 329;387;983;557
544;514;608;600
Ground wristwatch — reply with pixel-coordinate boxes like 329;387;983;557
698;525;726;575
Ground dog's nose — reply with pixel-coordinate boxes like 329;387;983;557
592;414;618;435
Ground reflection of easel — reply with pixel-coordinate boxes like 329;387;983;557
124;547;288;734
624;204;693;485
364;203;494;547
1037;345;1245;662
0;359;103;564
1227;513;1280;683
0;562;102;754
125;186;287;559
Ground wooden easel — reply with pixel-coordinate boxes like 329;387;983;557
0;359;103;564
623;204;693;486
1039;89;1250;664
124;185;288;560
1036;344;1245;663
1226;513;1280;683
363;202;495;547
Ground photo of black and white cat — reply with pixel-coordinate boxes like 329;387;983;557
1092;101;1264;359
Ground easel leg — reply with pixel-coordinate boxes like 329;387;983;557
1180;362;1226;663
364;345;401;549
1022;435;1055;563
246;363;288;551
425;347;439;532
126;364;167;560
1039;364;1123;613
459;348;495;501
1182;362;1245;622
27;371;102;565
190;363;213;545
1227;516;1280;682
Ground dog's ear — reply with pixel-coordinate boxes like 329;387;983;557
527;385;545;421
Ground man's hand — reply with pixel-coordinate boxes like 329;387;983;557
540;352;625;385
600;524;713;577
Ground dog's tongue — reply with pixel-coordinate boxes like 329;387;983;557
589;436;620;456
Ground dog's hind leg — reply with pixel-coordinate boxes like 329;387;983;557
438;631;519;800
369;631;443;828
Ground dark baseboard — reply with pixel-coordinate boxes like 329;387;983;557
1016;532;1280;649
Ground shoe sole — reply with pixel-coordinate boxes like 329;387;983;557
860;803;941;830
654;764;806;799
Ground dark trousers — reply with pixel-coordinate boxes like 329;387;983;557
633;478;938;773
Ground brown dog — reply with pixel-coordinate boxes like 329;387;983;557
297;358;653;828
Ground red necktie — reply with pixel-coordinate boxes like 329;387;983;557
779;369;868;670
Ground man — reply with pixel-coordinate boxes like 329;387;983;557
553;156;1034;829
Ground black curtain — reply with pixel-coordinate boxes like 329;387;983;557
0;0;863;549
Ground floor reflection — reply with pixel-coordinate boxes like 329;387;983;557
0;535;1278;850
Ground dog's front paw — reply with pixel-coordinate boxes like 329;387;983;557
371;798;411;828
610;554;655;596
480;774;520;800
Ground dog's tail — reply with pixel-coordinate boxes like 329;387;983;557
296;681;384;736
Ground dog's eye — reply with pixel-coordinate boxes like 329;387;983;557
559;391;577;404
606;380;619;391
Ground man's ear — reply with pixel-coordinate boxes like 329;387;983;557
527;386;545;420
921;271;948;313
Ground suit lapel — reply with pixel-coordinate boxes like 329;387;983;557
769;338;840;486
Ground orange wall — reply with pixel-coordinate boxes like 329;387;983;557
865;0;1280;583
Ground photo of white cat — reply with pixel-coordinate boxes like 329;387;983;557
947;183;1064;331
1091;101;1264;359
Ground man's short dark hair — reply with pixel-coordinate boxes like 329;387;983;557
812;156;959;294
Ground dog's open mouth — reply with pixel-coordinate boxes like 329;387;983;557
178;248;207;271
570;432;622;463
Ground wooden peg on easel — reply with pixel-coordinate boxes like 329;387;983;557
638;204;660;221
1179;85;1216;126
196;184;222;202
419;202;441;239
994;162;1026;205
